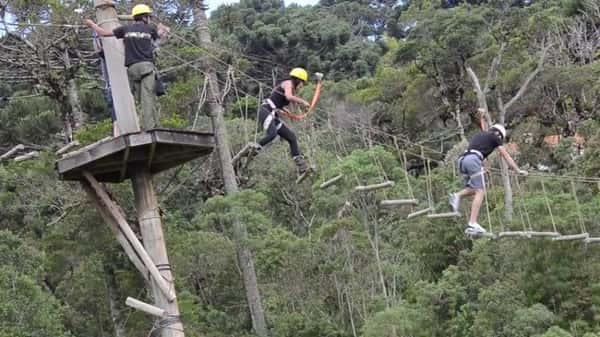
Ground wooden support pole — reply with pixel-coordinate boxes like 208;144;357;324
320;174;344;189
552;233;590;241
407;207;431;219
354;181;395;192
94;0;139;134
83;171;176;301
93;2;184;336
427;212;461;219
379;199;419;207
131;169;183;336
126;297;166;317
81;181;149;281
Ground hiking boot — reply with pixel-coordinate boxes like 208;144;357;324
449;193;460;213
248;142;262;156
248;142;262;151
465;222;487;234
293;155;310;174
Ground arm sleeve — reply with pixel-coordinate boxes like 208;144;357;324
113;26;126;39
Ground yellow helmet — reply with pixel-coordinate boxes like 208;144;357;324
132;4;152;17
289;68;308;82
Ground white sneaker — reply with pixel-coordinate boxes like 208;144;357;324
449;193;460;213
467;222;487;233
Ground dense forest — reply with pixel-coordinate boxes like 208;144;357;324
3;0;600;336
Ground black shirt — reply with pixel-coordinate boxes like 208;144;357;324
113;23;158;67
269;82;291;109
468;131;503;158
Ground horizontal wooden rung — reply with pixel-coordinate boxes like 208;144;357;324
427;212;461;219
552;233;589;241
14;151;39;162
407;207;431;219
355;181;395;192
320;174;344;189
498;231;529;238
56;141;80;155
526;231;561;238
584;237;600;244
379;199;419;207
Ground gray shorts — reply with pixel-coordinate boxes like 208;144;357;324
458;154;485;189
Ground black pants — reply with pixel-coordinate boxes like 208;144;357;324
258;105;300;157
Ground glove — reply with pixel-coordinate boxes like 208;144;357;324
518;169;528;176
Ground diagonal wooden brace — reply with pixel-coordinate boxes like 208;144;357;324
83;171;176;302
81;181;149;282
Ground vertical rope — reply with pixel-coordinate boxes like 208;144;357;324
540;178;558;233
192;77;209;130
481;167;493;232
423;147;434;210
401;150;415;201
488;170;507;232
571;180;586;233
514;174;532;232
253;85;263;143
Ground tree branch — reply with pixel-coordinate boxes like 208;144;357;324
504;40;549;112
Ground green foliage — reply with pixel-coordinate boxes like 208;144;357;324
540;326;573;337
0;97;61;145
0;268;71;337
193;189;272;235
74;119;112;145
161;113;188;129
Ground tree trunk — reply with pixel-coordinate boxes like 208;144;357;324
192;2;268;336
63;49;87;131
104;265;127;337
61;105;74;142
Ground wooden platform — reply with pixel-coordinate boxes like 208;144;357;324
57;129;214;182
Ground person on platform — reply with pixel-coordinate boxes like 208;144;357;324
85;4;169;130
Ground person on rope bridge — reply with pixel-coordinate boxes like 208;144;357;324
85;4;169;131
449;124;528;235
251;67;312;174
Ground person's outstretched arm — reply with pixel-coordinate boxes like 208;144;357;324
85;19;114;37
282;80;310;107
497;146;527;175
